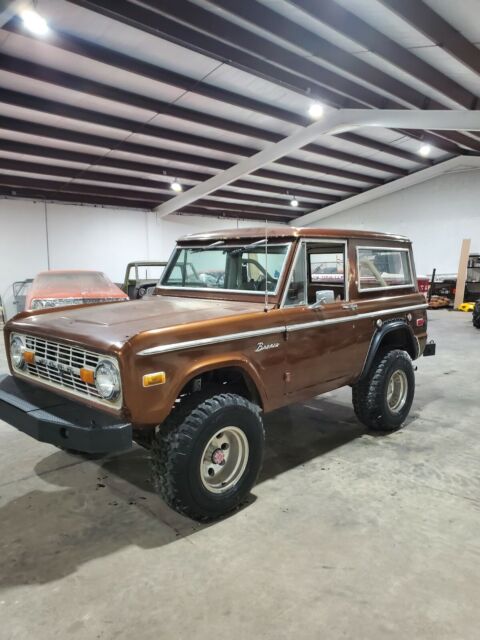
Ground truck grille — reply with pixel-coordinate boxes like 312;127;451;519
22;335;105;402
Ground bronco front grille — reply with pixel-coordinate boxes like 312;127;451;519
16;334;120;407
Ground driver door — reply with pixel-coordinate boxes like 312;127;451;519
282;240;357;396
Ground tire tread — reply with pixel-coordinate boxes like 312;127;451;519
352;349;413;431
151;392;263;521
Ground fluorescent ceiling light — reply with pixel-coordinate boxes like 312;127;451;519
21;9;49;35
308;102;324;119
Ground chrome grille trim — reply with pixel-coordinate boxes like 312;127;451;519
13;334;122;409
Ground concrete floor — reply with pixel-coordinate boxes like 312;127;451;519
1;311;479;639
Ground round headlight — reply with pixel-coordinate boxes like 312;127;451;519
11;335;25;369
94;360;120;401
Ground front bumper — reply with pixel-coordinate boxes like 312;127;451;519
0;374;132;453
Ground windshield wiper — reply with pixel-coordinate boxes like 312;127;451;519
229;239;267;256
191;240;224;253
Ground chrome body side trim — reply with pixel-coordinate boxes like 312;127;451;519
137;304;427;356
286;303;427;333
138;326;284;356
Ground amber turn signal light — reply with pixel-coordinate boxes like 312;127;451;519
24;350;35;365
143;371;166;387
80;368;95;384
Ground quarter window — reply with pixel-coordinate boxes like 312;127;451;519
358;248;413;290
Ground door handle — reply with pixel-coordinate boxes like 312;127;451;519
342;303;358;311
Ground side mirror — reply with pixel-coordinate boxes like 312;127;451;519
310;289;335;309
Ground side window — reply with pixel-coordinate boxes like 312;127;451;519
284;244;307;307
307;244;346;304
358;248;413;290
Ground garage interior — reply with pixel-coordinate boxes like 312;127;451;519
0;1;480;638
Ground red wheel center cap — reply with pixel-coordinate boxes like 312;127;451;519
212;448;225;465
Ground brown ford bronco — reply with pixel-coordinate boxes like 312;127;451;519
0;227;435;520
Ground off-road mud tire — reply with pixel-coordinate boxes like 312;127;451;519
151;393;264;521
352;349;415;432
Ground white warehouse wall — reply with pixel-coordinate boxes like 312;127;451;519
0;198;274;296
312;169;480;276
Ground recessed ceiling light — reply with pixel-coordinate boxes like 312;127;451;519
290;197;299;208
21;9;49;36
419;144;432;157
170;179;182;192
308;102;324;119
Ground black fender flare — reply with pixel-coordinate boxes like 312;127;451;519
359;320;418;380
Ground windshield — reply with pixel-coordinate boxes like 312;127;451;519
31;271;124;297
34;271;111;290
160;243;290;294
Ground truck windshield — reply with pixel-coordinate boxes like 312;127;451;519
160;243;290;294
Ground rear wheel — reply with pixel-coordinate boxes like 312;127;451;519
151;393;264;521
352;349;415;431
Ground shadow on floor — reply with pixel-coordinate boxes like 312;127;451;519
0;397;365;587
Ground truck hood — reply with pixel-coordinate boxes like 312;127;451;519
9;295;266;352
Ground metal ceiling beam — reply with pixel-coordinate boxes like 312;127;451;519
380;0;480;77
4;18;460;160
68;0;480;154
0;53;283;142
154;108;480;216
208;0;423;108
0;56;405;169
64;0;480;152
0;0;23;26
0;115;379;186
3;16;316;126
0;89;393;181
0;77;406;175
0;158;329;207
0;188;297;222
0;138;359;194
179;206;296;223
0;188;153;210
0;175;299;219
210;0;480;152
66;0;362;110
290;0;477;110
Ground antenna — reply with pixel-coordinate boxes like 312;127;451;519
264;220;269;313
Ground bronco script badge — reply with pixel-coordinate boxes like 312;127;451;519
255;341;280;352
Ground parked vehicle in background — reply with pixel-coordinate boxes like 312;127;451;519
25;270;128;310
1;279;34;322
428;255;480;304
122;261;167;299
0;227;435;521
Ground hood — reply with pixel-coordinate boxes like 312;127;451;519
9;295;265;352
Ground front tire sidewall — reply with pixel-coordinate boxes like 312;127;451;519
161;397;264;520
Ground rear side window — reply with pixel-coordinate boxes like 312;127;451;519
357;247;413;291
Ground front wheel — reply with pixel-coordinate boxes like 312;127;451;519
151;393;264;521
352;349;415;431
